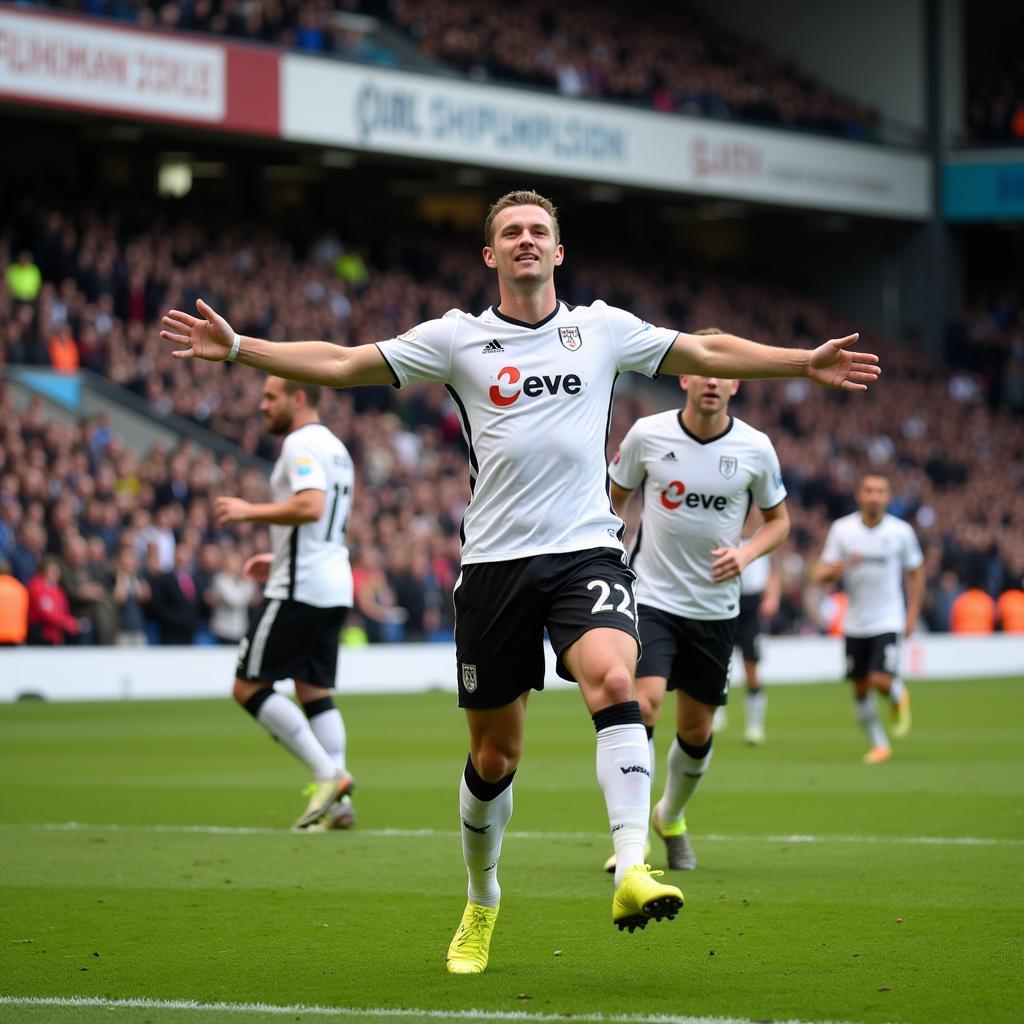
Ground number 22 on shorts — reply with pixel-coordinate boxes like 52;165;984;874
587;579;635;620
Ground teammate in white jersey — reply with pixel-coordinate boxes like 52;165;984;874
214;376;357;829
812;473;925;764
606;361;789;872
161;189;881;973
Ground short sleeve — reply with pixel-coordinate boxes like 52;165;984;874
608;423;646;490
900;524;924;571
283;435;327;494
602;303;677;378
751;437;787;510
375;315;456;388
821;523;842;564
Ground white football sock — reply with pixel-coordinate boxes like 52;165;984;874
255;693;338;780
658;735;713;828
460;770;513;908
888;677;906;705
595;722;651;886
855;695;889;749
746;688;767;732
305;702;348;774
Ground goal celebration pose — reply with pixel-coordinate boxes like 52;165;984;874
161;190;881;974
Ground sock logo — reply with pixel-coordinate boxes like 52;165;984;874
619;765;651;777
462;819;490;834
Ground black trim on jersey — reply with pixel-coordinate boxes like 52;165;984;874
287;528;298;600
678;412;735;446
374;343;401;389
652;333;679;379
603;373;624;541
629;521;643;570
445;384;479;547
491;301;561;330
759;497;787;512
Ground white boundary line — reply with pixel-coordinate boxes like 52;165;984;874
1;822;1021;847
0;995;868;1024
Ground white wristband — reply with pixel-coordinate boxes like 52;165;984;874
226;333;241;362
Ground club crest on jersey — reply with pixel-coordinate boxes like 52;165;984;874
558;326;583;351
719;456;738;478
461;663;478;693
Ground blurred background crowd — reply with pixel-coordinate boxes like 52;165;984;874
51;0;878;139
1;199;1022;647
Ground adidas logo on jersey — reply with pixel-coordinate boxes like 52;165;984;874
661;451;678;462
481;340;505;354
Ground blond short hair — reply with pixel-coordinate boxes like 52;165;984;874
484;190;560;246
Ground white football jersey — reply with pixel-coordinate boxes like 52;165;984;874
264;423;355;608
740;554;772;595
820;512;923;637
610;412;786;620
376;300;676;564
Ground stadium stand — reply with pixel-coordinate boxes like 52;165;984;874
44;0;879;139
1;200;1023;645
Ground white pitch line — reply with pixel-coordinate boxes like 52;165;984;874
0;995;869;1024
1;821;1022;847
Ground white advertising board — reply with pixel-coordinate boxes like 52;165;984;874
283;58;930;219
1;636;1020;703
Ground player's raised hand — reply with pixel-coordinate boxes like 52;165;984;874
807;334;880;391
161;299;235;361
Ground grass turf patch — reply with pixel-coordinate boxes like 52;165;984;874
1;677;1022;1024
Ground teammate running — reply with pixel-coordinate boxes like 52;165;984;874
215;376;357;830
603;358;789;873
812;473;924;764
161;190;880;973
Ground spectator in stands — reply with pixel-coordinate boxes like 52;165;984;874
148;542;202;644
207;549;255;644
949;582;997;635
9;522;46;585
0;557;29;646
996;587;1024;633
6;250;42;303
27;555;81;645
112;544;151;646
61;533;118;644
352;547;407;642
48;321;80;373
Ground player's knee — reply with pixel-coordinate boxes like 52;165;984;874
595;663;634;707
637;690;661;727
231;678;252;705
472;741;521;782
678;718;713;747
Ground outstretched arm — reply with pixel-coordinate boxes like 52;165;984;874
660;331;880;391
161;299;396;388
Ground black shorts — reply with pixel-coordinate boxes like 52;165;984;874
736;593;764;663
454;548;640;709
636;604;737;707
237;598;348;688
845;633;899;680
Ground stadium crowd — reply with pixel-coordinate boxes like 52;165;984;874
1;202;1023;645
967;55;1024;144
44;0;878;140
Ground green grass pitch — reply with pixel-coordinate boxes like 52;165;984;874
1;677;1022;1024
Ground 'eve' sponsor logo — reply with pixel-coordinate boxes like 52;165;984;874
489;365;583;407
660;480;728;512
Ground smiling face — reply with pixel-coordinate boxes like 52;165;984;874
482;204;564;289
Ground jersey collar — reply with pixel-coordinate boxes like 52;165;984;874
678;412;734;445
490;300;562;330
